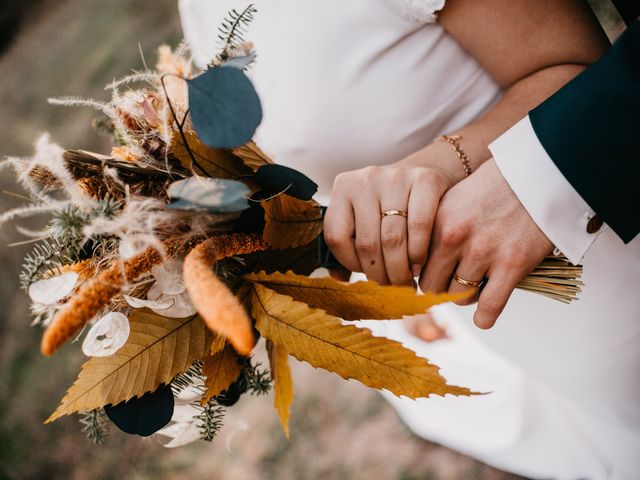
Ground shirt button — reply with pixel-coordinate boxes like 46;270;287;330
586;215;603;234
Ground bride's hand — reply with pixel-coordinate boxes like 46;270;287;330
323;164;456;286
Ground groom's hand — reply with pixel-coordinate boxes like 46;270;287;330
419;159;553;329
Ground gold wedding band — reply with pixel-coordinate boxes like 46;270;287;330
382;210;408;218
453;273;484;288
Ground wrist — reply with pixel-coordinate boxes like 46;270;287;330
393;141;468;187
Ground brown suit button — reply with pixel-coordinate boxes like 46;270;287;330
586;215;603;234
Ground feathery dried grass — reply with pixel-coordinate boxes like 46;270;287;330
40;235;204;356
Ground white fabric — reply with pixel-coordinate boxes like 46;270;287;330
179;0;500;205
402;0;446;23
180;2;640;479
491;116;606;265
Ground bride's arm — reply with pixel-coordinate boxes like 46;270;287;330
324;0;610;286
395;0;610;178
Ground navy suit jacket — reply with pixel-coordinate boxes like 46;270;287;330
529;17;639;243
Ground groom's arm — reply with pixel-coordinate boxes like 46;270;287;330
490;21;640;264
419;22;639;329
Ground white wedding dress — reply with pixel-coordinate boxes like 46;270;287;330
179;2;640;479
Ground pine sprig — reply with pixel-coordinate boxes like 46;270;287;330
216;4;257;61
241;357;272;396
79;409;109;445
19;238;79;291
195;401;226;442
49;205;88;240
171;360;204;394
19;198;121;291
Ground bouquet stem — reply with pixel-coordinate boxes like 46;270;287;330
517;255;583;303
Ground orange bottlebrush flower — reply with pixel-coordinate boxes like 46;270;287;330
183;233;268;355
40;236;204;356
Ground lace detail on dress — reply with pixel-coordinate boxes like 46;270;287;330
402;0;445;23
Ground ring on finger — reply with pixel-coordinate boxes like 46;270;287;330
382;210;408;218
453;273;485;288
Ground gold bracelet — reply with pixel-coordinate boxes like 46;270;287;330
439;134;472;177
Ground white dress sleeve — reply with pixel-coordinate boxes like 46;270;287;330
402;0;446;23
489;116;606;265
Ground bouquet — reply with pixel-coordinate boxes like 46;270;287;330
0;6;581;446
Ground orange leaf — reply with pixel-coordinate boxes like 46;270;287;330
201;339;242;404
171;130;251;178
261;196;323;249
232;141;274;171
267;340;293;438
251;284;473;399
245;271;472;320
46;310;209;423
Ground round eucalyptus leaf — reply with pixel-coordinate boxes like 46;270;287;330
104;384;174;437
253;164;318;200
188;66;262;148
167;177;250;213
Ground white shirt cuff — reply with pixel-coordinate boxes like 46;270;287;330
489;116;605;265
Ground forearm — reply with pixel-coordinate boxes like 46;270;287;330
394;63;589;184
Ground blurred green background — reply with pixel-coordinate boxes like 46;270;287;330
0;1;624;479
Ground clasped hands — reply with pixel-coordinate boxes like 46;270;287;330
324;158;553;329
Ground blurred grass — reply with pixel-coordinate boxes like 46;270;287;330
0;1;623;479
0;1;185;478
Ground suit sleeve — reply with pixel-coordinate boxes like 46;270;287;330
490;117;602;265
528;21;640;244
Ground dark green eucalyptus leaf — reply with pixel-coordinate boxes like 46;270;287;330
167;177;250;213
188;66;262;148
252;164;318;200
104;384;174;437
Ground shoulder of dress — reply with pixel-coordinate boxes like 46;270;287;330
402;0;446;24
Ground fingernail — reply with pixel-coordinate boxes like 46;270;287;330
411;264;422;277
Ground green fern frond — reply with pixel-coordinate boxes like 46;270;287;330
171;360;204;394
50;205;88;239
195;401;226;442
216;4;257;61
241;357;272;396
79;409;109;445
19;238;79;291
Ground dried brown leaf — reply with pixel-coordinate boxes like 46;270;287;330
261;196;323;249
171;130;251;178
251;284;472;399
245;271;470;320
46;309;209;423
232;140;274;171
242;241;320;277
267;340;293;438
201;340;242;404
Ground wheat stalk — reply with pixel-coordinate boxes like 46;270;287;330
517;255;583;303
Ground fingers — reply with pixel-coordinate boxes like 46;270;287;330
323;199;361;273
379;214;412;285
326;166;446;287
473;267;522;329
418;218;460;293
406;176;439;277
419;249;458;293
353;193;389;285
418;196;465;294
447;256;488;306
